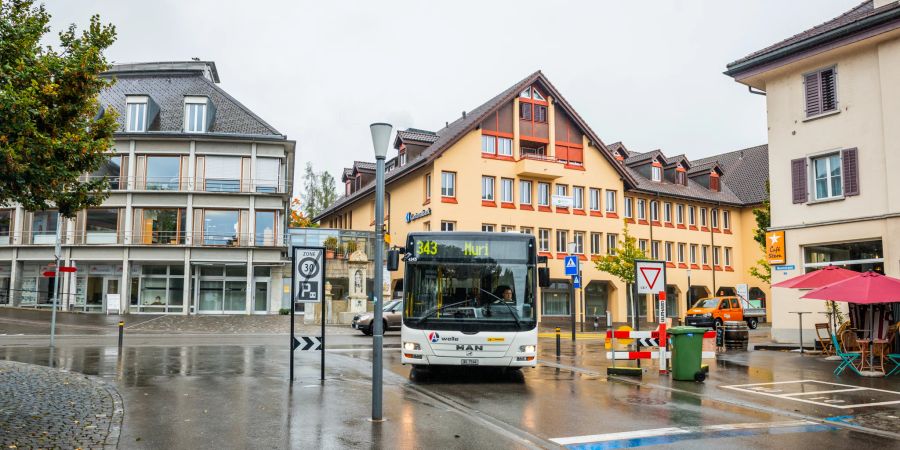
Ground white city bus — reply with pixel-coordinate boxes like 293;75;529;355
396;232;547;369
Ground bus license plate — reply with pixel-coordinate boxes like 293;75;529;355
461;359;479;366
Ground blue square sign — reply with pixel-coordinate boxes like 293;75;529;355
572;274;581;289
564;255;579;276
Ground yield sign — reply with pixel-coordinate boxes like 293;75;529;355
640;267;661;290
635;260;666;294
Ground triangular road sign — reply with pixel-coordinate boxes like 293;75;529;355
639;267;661;290
566;258;576;268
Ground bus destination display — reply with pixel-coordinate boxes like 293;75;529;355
410;237;528;261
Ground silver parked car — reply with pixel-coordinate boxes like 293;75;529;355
352;300;402;335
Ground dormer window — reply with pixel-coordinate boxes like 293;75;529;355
399;151;407;166
676;164;687;185
184;96;211;133
126;96;149;132
651;164;662;182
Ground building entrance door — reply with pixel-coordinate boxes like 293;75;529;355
105;277;120;313
253;280;268;314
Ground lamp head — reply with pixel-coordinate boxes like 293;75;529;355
369;123;393;159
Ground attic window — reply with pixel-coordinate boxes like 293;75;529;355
651;165;662;182
519;87;545;101
126;96;148;132
519;86;547;123
676;164;687;185
184;96;210;133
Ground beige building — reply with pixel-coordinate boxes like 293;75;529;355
319;72;769;329
726;0;900;341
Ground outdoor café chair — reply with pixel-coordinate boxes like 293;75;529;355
888;353;900;376
815;323;834;355
831;333;862;376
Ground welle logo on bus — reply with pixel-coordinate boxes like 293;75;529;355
411;237;527;260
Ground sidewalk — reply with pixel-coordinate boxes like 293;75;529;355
0;307;357;336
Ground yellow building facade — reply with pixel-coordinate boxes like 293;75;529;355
320;72;769;328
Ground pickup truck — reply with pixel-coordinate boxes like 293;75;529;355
684;296;766;329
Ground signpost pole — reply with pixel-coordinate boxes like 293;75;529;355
658;290;667;374
370;123;390;423
49;212;62;348
321;255;326;382
290;248;296;384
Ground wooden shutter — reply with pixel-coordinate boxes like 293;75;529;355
180;155;190;190
120;155;129;190
804;72;821;117
22;213;32;244
821;68;837;112
842;147;859;196
791;158;807;204
117;209;125;244
556;145;569;162
240;210;249;246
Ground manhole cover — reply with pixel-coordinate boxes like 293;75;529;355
621;395;668;406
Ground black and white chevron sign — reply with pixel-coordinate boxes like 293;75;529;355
292;336;323;351
636;338;659;347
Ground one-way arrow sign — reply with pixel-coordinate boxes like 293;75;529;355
292;336;323;351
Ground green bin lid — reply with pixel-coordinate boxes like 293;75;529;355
667;326;708;335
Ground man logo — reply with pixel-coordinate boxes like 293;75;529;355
456;344;484;351
428;332;440;343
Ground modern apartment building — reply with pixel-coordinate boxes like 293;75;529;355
0;61;295;315
317;71;769;328
726;0;900;342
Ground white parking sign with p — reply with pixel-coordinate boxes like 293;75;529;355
293;247;325;303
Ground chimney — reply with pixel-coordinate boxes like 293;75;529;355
445;121;449;128
462;111;467;119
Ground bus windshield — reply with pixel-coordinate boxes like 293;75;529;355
403;260;536;331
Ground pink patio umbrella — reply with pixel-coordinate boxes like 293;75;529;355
772;265;859;289
773;265;859;331
802;271;900;373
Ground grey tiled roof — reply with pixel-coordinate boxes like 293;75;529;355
626;165;744;205
624;149;664;165
726;1;900;72
100;66;282;136
397;129;438;143
686;161;719;176
693;144;769;204
318;71;636;220
353;161;376;172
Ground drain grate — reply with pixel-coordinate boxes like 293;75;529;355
621;395;668;406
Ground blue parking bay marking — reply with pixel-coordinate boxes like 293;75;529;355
552;421;835;449
722;380;900;409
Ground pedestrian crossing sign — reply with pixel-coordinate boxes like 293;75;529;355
572;274;581;289
564;255;579;276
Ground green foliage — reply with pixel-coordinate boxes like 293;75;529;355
594;222;646;285
749;181;771;283
301;162;337;219
0;0;118;217
278;308;290;315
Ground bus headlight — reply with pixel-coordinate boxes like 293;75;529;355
519;345;536;353
403;342;421;351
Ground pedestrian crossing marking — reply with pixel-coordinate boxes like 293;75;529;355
722;380;900;409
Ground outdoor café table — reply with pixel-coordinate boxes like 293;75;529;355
857;338;889;376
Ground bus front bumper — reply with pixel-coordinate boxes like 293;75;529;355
401;354;537;367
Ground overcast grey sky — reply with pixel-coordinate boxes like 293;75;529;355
47;0;855;192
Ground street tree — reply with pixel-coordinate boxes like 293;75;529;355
300;162;337;219
749;182;771;284
594;222;646;328
0;0;118;217
289;197;317;228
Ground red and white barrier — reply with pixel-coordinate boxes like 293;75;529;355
605;351;717;359
605;330;716;340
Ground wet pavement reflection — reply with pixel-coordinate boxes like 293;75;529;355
0;334;897;449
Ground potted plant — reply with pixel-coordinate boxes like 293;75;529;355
323;236;338;259
345;240;358;255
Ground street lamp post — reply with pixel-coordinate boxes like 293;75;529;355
686;268;692;319
369;122;392;422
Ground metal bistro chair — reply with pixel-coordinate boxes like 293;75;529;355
886;323;900;376
815;323;835;355
831;333;862;376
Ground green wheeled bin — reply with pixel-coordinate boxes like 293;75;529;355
669;326;707;382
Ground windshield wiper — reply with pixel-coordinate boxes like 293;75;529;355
414;300;472;326
479;288;521;329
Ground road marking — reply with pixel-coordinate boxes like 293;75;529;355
722;380;900;409
552;420;830;448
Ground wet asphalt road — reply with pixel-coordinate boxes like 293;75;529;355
2;328;899;449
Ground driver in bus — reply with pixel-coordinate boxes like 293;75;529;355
495;286;514;303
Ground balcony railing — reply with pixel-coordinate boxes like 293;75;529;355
82;176;291;194
1;231;286;248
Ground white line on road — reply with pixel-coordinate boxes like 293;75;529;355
782;388;866;397
551;421;817;446
722;380;900;409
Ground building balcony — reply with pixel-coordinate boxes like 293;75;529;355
515;154;567;179
82;176;291;194
2;231;286;248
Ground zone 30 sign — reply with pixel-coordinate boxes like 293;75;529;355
293;247;325;303
635;260;666;295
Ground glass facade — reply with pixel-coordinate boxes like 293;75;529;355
130;265;185;313
197;265;247;313
542;280;570;316
31;210;58;245
85;208;119;244
204;210;240;246
804;239;884;273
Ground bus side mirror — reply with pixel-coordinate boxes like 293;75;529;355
386;249;400;271
538;267;550;288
